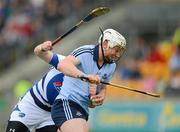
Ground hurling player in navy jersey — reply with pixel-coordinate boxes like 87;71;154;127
6;46;65;132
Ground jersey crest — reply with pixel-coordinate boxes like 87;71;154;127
102;73;108;80
53;81;62;92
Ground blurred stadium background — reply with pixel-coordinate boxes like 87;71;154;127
0;0;180;131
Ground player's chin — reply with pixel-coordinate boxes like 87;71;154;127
109;57;120;63
89;104;96;108
105;57;113;63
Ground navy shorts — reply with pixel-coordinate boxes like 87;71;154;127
51;99;88;128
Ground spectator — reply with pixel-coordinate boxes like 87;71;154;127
146;43;165;63
165;45;180;97
133;36;149;60
41;0;64;39
165;71;180;97
169;45;180;71
120;58;142;80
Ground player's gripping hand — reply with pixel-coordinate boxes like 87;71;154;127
40;41;53;52
80;74;101;84
34;41;54;63
89;94;105;108
89;83;106;108
89;83;97;108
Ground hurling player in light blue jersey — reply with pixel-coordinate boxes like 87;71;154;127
50;28;127;132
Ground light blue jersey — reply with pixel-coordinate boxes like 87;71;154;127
56;45;116;114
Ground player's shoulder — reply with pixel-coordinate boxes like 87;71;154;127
110;62;116;68
112;63;116;70
105;62;116;73
72;44;96;56
76;44;96;50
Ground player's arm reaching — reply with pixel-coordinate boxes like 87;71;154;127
34;41;53;63
57;55;100;84
34;41;100;83
34;41;65;70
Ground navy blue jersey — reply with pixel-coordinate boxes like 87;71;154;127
29;55;65;111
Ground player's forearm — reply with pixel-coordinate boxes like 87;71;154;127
98;85;107;97
34;41;53;63
57;59;85;78
57;55;100;84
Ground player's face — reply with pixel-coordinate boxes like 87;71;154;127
105;46;125;62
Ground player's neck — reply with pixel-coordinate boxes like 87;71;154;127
98;47;104;67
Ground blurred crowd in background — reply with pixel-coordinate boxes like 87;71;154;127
115;28;180;98
0;0;180;99
0;0;118;72
0;0;180;131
